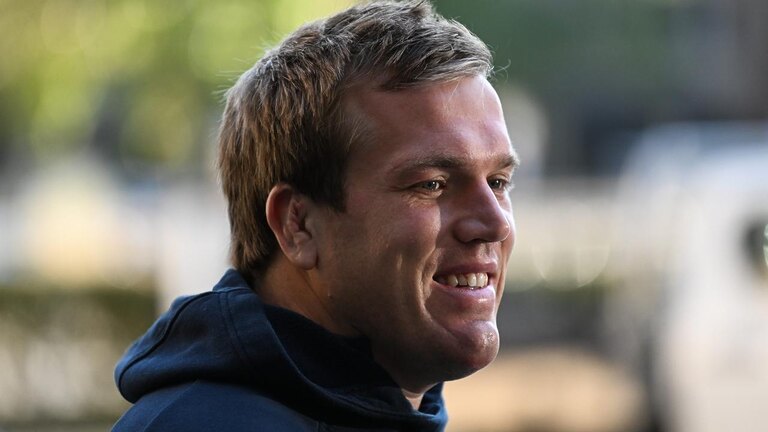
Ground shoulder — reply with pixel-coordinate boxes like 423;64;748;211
112;381;318;432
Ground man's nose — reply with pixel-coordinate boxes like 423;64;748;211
452;183;512;244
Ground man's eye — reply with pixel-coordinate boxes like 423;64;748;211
489;178;512;191
420;180;444;191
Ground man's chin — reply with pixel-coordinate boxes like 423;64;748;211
439;322;500;380
372;319;500;390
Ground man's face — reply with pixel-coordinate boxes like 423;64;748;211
310;75;516;392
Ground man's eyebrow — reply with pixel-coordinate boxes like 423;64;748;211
390;152;520;175
394;155;464;173
500;153;521;171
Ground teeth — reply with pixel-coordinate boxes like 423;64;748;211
436;273;489;288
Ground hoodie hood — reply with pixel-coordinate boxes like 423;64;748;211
115;269;447;430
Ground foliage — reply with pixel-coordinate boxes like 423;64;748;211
0;0;353;177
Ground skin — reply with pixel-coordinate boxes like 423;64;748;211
263;75;517;409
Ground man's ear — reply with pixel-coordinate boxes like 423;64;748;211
265;184;318;270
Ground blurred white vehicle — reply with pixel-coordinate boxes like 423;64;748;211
606;122;768;432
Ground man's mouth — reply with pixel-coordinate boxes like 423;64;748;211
433;273;490;289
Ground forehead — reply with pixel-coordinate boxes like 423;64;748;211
342;76;515;173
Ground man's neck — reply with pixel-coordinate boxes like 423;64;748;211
402;389;424;410
260;257;427;411
259;256;358;336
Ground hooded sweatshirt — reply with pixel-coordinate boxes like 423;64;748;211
113;269;447;431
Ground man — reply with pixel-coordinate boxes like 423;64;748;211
113;1;517;430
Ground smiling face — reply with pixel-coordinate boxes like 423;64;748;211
308;75;517;393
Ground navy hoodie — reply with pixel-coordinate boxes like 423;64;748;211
113;269;447;431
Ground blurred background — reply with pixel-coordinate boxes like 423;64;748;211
0;0;766;431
